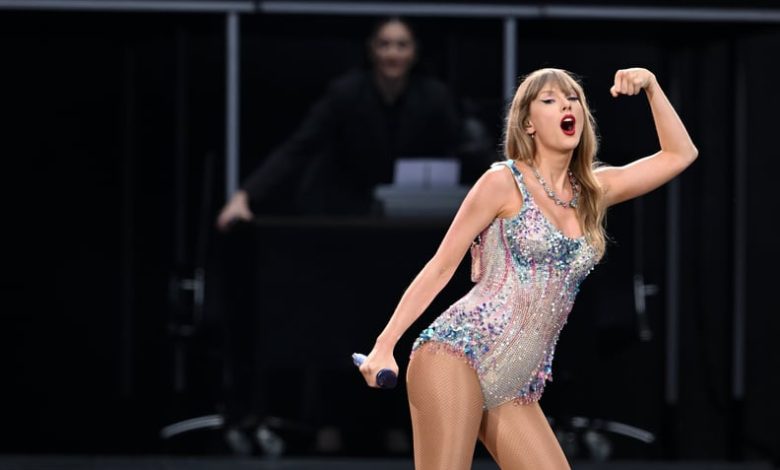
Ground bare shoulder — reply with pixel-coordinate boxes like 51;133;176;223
484;161;516;183
468;162;520;217
476;162;515;193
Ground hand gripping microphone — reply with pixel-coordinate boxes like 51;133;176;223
352;353;398;389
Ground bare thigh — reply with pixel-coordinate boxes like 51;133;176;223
478;400;570;470
406;343;485;470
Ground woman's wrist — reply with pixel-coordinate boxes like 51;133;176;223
644;73;659;96
374;334;398;352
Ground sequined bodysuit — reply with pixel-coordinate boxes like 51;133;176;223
410;159;599;409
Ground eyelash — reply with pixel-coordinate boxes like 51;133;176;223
541;97;579;104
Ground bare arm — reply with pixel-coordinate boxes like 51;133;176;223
358;165;516;387
596;68;698;207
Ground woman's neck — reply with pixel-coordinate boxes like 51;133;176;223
531;152;574;193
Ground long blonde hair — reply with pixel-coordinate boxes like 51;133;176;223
504;68;607;257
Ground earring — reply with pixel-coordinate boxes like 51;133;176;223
530;133;536;139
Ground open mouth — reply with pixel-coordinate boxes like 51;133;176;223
560;115;576;136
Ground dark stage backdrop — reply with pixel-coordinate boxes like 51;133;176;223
0;8;778;465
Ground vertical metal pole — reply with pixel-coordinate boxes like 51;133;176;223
172;26;189;394
665;71;681;406
727;37;748;464
732;48;746;402
732;52;748;400
665;180;680;405
175;26;189;267
503;17;517;104
633;196;654;342
226;11;240;201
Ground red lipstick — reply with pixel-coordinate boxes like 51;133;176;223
560;114;576;136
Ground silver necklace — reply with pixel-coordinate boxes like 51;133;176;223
531;166;580;209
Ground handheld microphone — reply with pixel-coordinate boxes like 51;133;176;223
352;353;398;389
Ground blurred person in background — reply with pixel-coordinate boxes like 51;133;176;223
217;16;483;228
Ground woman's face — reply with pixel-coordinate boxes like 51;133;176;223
370;21;416;80
527;84;585;153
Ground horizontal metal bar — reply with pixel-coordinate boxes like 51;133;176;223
3;1;780;23
258;1;539;18
546;5;780;22
0;0;254;13
259;2;780;23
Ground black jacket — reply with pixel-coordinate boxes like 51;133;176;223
241;68;462;215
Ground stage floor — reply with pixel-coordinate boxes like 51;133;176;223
0;456;774;470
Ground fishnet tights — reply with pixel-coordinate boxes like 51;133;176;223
406;344;571;470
